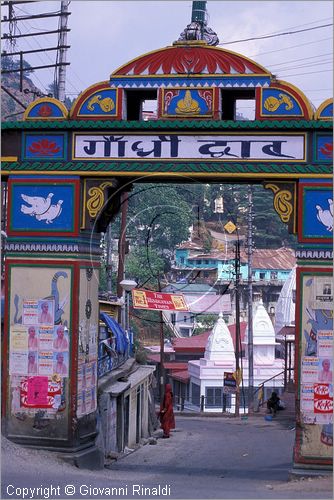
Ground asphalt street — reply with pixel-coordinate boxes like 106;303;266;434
1;415;332;500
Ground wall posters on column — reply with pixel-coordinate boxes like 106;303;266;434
76;268;98;418
299;273;333;455
8;266;71;416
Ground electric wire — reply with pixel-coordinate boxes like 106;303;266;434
220;23;333;46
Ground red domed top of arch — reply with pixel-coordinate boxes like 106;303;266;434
112;43;271;77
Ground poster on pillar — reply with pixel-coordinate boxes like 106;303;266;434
77;267;99;417
298;270;333;460
7;264;72;420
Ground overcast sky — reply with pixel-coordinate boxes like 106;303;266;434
2;1;333;113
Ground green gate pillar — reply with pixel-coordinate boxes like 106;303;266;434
2;174;103;453
293;179;333;470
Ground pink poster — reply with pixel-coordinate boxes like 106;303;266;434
26;376;49;406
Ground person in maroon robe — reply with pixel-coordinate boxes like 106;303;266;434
160;383;175;438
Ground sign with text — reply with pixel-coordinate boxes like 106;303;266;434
132;289;189;312
73;133;306;162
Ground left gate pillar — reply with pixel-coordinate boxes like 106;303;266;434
2;175;102;453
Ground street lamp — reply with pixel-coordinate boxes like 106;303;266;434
120;279;137;331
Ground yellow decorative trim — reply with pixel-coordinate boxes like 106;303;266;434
86;181;115;218
264;183;293;224
1;156;18;162
263;93;293;112
272;80;314;119
314;98;333;121
23;97;68;120
69;81;110;118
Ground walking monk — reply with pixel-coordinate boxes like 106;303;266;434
160;383;175;438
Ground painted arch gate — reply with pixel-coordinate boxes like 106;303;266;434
2;40;333;470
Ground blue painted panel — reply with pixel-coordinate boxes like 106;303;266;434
315;135;333;162
319;102;333;118
23;133;66;160
27;102;64;119
302;188;333;238
261;89;302;116
165;89;211;116
79;89;117;116
10;183;75;232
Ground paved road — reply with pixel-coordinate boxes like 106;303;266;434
1;415;332;500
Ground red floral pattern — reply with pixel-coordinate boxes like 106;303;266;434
28;139;61;156
113;46;269;76
320;143;333;158
37;104;53;117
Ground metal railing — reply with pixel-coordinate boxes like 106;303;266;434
253;370;284;412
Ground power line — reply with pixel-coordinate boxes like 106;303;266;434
277;69;333;78
249;37;332;60
220;23;332;46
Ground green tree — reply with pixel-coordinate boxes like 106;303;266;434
2;55;34;76
125;246;166;289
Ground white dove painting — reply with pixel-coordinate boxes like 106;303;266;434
36;200;63;224
316;199;333;232
20;193;64;224
20;193;54;216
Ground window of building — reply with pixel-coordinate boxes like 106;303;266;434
180;257;184;264
125;90;157;120
204;260;209;264
259;272;266;280
221;89;255;120
270;271;278;280
191;383;200;406
206;387;222;407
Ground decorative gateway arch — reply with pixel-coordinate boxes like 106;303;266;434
2;30;333;470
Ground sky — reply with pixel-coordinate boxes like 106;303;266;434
2;0;333;116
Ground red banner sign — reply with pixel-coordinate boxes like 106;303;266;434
132;289;189;312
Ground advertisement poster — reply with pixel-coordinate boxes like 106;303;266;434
38;326;54;350
26;376;49;406
318;358;333;383
301;357;319;383
313;383;333;424
9;352;28;375
37;299;55;326
22;300;39;326
312;277;333;309
318;331;333;358
10;326;28;351
20;377;62;410
38;351;54;376
301;383;314;412
53;351;69;377
53;325;69;350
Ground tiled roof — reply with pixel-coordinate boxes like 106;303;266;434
250;248;296;270
163;362;188;371
169;370;190;382
186;293;231;314
172;322;247;351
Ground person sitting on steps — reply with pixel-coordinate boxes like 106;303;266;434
267;391;281;416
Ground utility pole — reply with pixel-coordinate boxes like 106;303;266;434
106;224;113;294
57;1;70;102
247;185;254;413
234;239;241;417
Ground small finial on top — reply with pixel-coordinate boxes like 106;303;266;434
177;1;219;46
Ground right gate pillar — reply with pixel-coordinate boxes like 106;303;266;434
293;178;333;470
